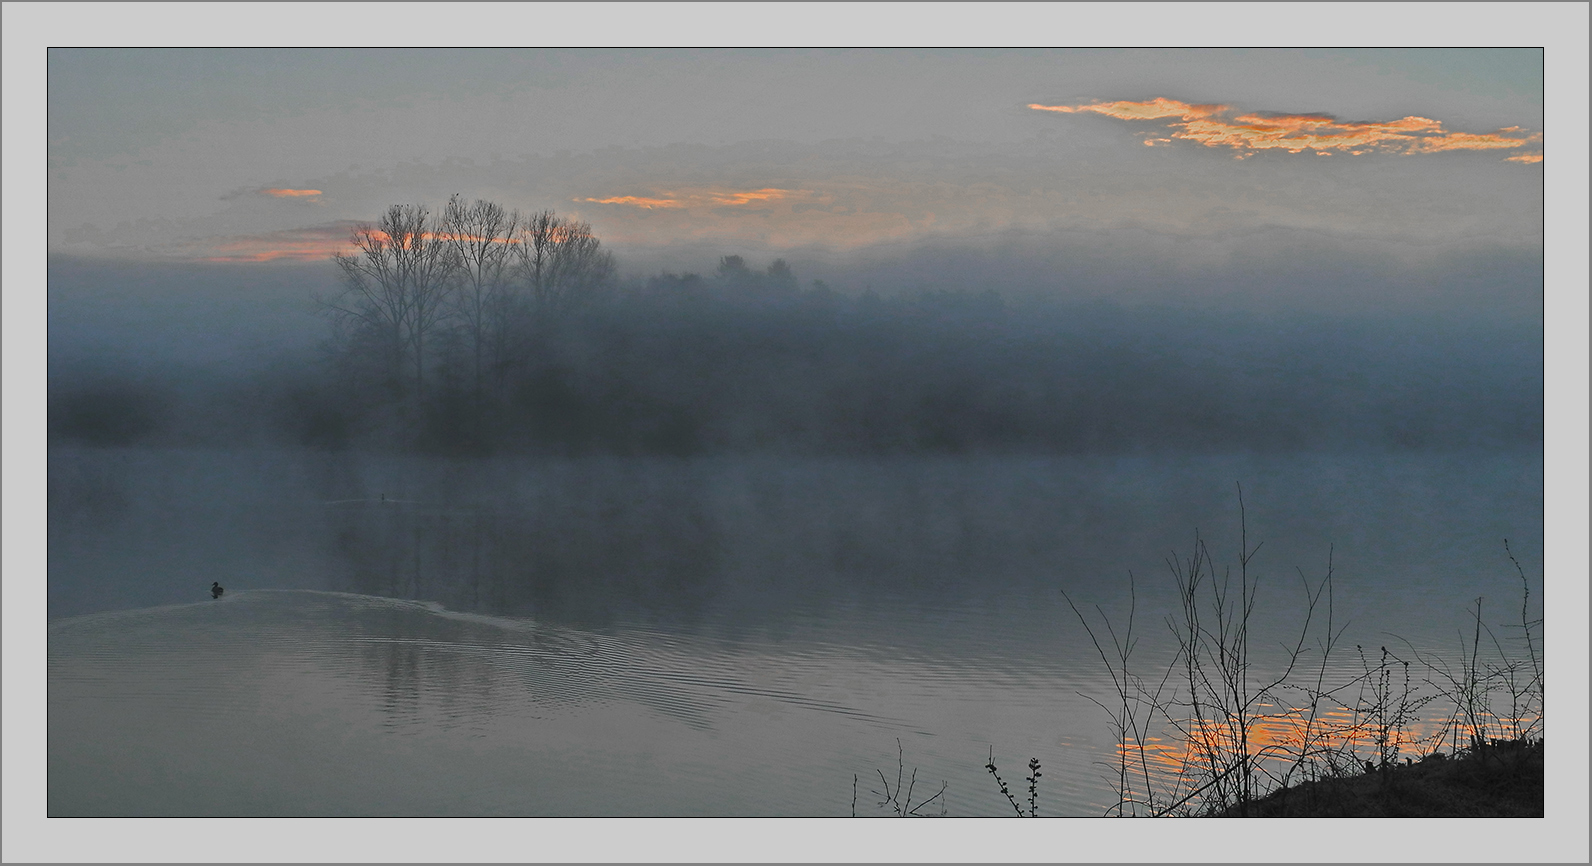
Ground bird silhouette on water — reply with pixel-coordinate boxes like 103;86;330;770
211;582;224;599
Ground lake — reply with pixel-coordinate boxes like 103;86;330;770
47;446;1543;817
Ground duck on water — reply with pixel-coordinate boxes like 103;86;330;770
211;582;224;599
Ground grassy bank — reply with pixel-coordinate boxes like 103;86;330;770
1215;736;1543;817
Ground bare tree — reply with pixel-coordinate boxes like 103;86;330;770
324;200;617;448
514;210;616;316
328;204;454;409
441;195;519;413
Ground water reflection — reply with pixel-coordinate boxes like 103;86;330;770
319;463;731;622
51;591;1094;815
47;447;1543;815
282;450;1545;642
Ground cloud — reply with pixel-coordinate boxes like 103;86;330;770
579;187;807;210
190;222;359;262
219;186;326;202
705;188;795;206
1031;98;1542;161
192;223;528;262
580;195;686;210
1032;96;1223;122
62;129;1537;267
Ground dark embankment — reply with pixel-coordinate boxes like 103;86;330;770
1217;737;1544;817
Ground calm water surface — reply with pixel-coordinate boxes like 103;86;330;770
48;448;1543;816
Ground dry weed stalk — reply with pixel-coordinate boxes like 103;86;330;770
867;739;947;817
1058;493;1543;817
984;748;1042;816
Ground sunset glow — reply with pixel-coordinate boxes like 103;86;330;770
704;188;793;206
1032;98;1543;161
580;187;804;210
199;225;532;262
43;50;1548;272
1113;703;1533;813
204;244;337;263
1030;96;1222;121
197;222;358;262
579;195;686;209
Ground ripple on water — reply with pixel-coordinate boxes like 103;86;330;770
48;586;1511;816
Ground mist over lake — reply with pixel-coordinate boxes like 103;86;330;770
44;229;1546;820
26;40;1572;845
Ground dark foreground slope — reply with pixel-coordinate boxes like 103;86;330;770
1218;738;1544;817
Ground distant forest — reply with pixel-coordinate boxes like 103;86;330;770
49;199;1543;457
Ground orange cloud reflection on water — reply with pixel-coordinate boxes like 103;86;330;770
1032;98;1542;162
1114;703;1536;812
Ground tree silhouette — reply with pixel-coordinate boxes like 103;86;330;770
441;195;519;425
328;204;454;411
515;211;615;316
322;200;622;450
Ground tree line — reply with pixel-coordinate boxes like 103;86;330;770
323;197;614;435
297;199;1541;456
47;197;1543;457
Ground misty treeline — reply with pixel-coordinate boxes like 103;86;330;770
49;198;1542;456
320;197;614;444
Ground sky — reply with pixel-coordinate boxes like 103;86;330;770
6;3;1591;862
44;46;1549;277
30;42;1564;373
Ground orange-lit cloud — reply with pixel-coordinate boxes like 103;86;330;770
194;224;530;262
580;195;686;209
578;180;981;250
1031;96;1222;122
362;231;520;245
432;232;520;244
1031;98;1542;162
196;222;359;262
580;187;806;210
220;186;327;202
706;188;792;206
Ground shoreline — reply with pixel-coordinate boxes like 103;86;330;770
1211;737;1544;817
